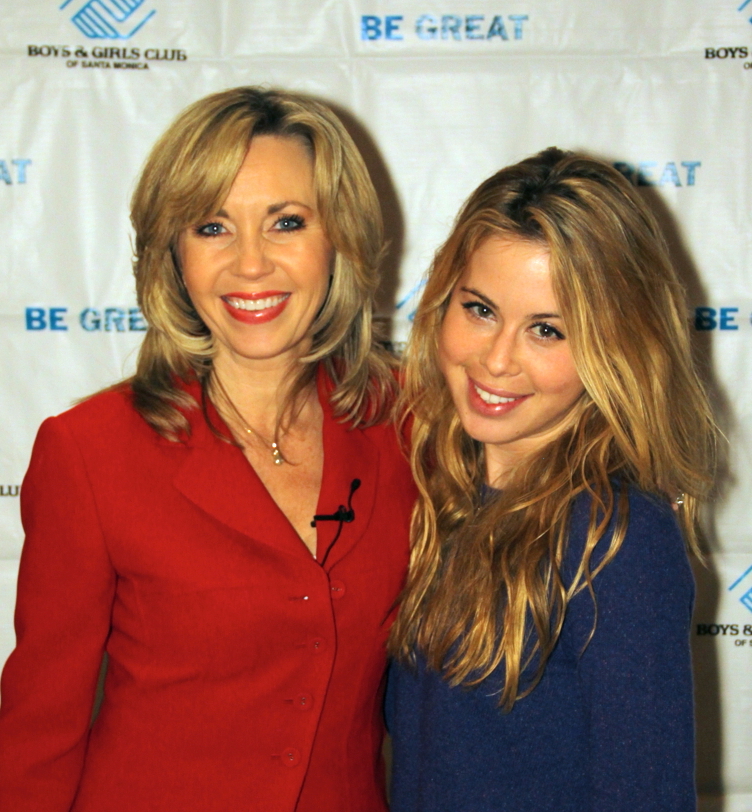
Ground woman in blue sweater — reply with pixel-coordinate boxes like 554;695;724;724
387;148;717;811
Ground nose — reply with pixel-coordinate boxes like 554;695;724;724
233;231;273;280
481;328;522;377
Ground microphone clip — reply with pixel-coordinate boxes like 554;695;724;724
310;478;361;528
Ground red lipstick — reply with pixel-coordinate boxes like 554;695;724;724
221;291;290;324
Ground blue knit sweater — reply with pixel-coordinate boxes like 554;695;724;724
386;488;696;812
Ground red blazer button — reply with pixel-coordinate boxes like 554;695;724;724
329;579;346;599
296;693;313;711
282;748;301;767
310;637;326;654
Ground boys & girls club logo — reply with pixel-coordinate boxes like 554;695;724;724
28;2;185;69
696;567;752;647
729;565;752;614
60;0;156;40
702;2;752;68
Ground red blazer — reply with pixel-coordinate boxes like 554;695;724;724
0;373;416;812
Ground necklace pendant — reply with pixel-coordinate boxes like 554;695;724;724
271;442;284;466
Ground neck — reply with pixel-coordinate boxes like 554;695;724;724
484;447;528;489
212;354;289;424
210;353;317;440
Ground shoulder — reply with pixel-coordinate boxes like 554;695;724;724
562;486;695;658
32;385;172;468
568;484;692;597
570;485;683;553
24;384;204;510
42;385;146;442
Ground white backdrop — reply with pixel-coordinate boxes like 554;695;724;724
1;1;750;808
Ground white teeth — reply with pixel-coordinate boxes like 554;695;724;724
225;294;287;312
474;385;518;405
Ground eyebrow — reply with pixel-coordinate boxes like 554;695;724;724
215;200;313;218
460;286;496;308
458;287;561;320
268;200;313;214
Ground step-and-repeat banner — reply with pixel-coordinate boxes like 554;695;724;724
0;1;750;807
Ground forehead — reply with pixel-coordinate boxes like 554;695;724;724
226;134;315;201
459;237;554;303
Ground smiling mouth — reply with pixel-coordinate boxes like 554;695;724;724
473;384;525;404
224;294;290;312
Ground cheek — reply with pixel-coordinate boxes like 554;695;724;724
438;309;470;367
540;353;583;398
438;337;473;411
177;241;210;293
308;264;332;310
437;329;460;388
181;267;211;310
296;242;332;300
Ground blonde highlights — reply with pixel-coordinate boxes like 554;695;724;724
129;86;395;437
390;148;717;708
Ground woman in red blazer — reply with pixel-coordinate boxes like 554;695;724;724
0;87;416;812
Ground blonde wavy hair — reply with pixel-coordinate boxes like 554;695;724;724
389;148;717;709
129;86;395;437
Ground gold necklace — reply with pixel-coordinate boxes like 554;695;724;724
210;375;285;466
235;419;284;466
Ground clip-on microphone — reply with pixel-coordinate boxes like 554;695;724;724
310;479;361;567
311;479;361;527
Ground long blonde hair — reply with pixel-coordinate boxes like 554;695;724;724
129;86;395;438
389;148;717;709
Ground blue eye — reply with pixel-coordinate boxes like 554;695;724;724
461;301;494;320
531;322;565;340
274;214;305;231
194;221;226;237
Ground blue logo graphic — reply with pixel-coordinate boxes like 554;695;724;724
694;307;741;331
0;159;31;185
739;0;752;24
729;566;752;614
395;279;427;323
613;161;701;187
60;0;156;40
25;306;147;332
360;13;528;41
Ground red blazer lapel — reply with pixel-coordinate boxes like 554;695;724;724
172;400;310;560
